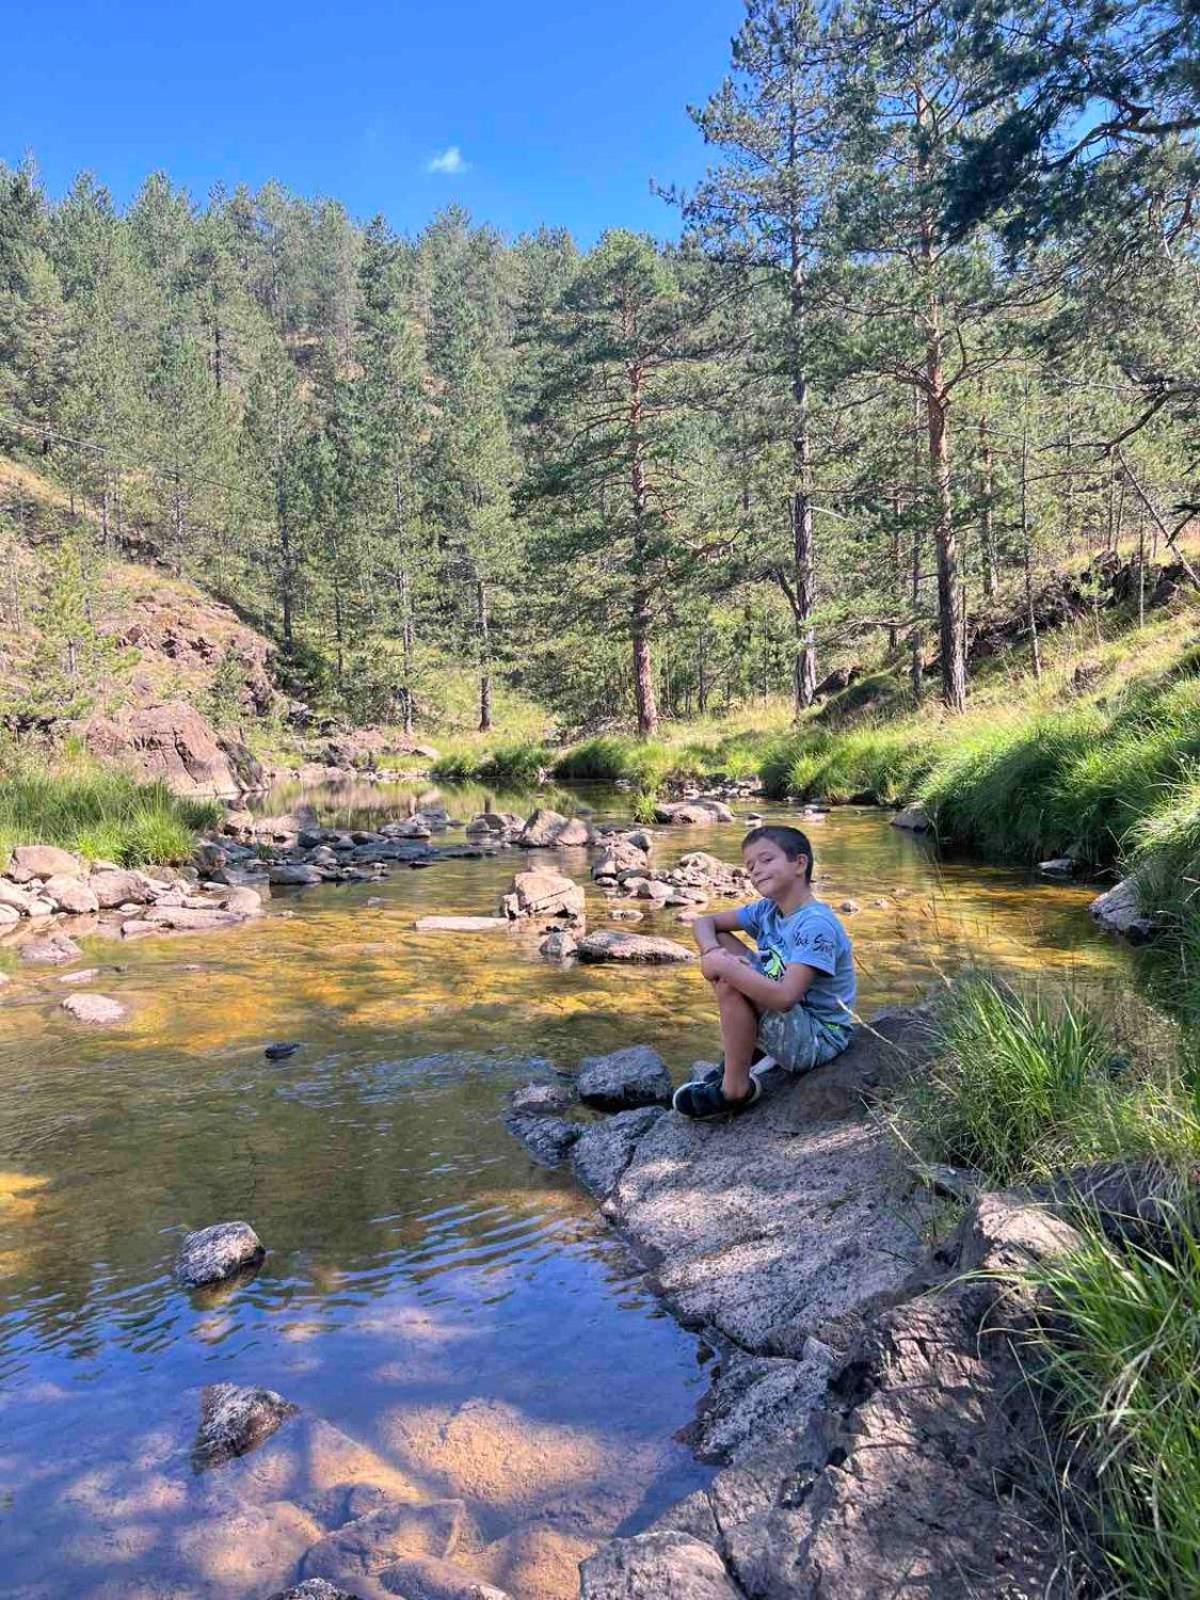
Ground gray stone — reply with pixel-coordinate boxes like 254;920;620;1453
577;1045;673;1112
838;898;860;914
572;1107;664;1198
653;800;736;825
1038;856;1077;878
0;903;18;926
580;1531;742;1599
499;869;586;923
602;1014;934;1354
176;1220;265;1288
0;880;37;915
61;992;126;1024
269;863;325;886
505;1113;582;1167
538;929;577;961
19;933;82;965
1089;875;1158;942
41;873;100;914
607;907;643;922
518;807;570;847
377;1555;512;1599
89;868;154;908
890;802;931;831
693;1342;835;1463
8;844;84;879
58;967;101;984
193;1381;297;1469
576;930;695;965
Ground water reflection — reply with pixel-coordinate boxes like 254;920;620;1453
0;793;1128;1597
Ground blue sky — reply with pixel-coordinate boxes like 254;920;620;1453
1;0;742;244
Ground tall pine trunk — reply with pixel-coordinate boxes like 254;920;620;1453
979;414;996;599
477;577;492;732
787;113;817;714
628;355;659;736
917;86;965;712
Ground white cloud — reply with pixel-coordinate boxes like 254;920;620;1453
426;146;469;175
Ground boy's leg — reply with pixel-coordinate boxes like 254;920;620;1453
715;978;758;1102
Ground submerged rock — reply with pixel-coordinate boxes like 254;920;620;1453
270;1582;363;1600
302;1497;473;1584
576;930;694;965
61;992;127;1025
193;1381;297;1470
508;1081;577;1116
580;1531;743;1599
577;1046;673;1112
265;1041;301;1060
415;915;511;932
505;1113;582;1167
19;933;82;965
176;1220;265;1288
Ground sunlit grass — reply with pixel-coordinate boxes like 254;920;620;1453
1025;1211;1200;1598
886;972;1200;1187
0;753;220;867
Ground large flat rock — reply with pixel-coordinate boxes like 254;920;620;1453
605;1013;935;1355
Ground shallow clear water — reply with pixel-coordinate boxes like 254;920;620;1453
0;790;1129;1598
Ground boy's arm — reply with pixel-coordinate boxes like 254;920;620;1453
692;908;750;954
700;950;816;1012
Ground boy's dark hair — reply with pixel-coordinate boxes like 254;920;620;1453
741;825;814;882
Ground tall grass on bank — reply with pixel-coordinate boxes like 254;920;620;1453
430;740;551;787
0;762;220;867
887;974;1200;1186
1025;1214;1200;1598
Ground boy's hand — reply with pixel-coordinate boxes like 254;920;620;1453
699;948;730;982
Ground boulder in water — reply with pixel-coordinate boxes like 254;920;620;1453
500;869;585;923
19;933;82;965
193;1380;297;1469
577;1046;672;1112
176;1220;265;1288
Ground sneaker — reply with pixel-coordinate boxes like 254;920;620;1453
672;1076;762;1120
695;1055;777;1089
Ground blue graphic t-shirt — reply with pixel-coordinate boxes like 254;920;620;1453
735;897;856;1031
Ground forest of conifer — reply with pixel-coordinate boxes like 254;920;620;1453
2;0;1199;740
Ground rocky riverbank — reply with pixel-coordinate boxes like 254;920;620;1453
504;1011;1139;1598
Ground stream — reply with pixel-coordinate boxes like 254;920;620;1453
0;787;1130;1600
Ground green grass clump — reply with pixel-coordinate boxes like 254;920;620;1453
888;973;1200;1186
430;740;551;787
1026;1214;1200;1598
0;761;220;868
552;735;675;789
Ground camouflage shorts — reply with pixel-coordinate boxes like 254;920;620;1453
757;1005;851;1076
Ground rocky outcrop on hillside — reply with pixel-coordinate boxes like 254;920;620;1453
81;701;265;798
511;1011;1092;1599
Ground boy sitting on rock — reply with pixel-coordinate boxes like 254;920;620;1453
673;825;855;1119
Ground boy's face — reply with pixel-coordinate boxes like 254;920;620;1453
742;837;807;900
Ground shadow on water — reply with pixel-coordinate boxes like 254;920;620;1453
0;793;1133;1597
